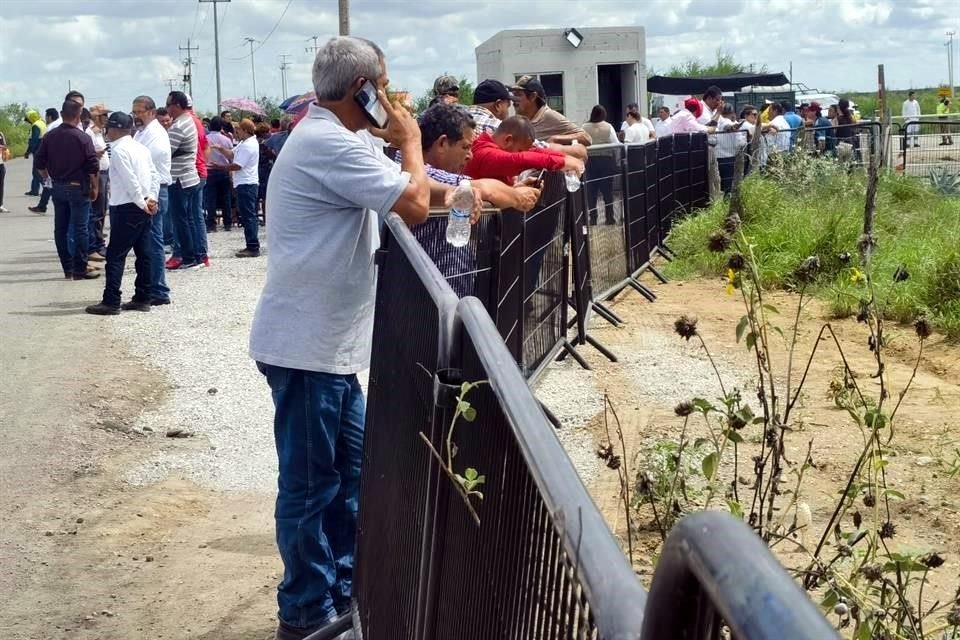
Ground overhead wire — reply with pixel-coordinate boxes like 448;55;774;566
229;0;295;60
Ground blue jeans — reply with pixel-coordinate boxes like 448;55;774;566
102;203;152;307
150;186;171;302
236;183;260;250
30;165;42;195
52;183;91;275
194;178;208;259
257;363;365;629
168;181;201;263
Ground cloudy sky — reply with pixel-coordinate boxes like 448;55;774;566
1;0;957;114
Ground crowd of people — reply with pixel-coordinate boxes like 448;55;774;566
13;89;295;315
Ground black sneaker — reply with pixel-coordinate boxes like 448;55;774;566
72;271;101;280
149;298;172;306
235;248;261;258
29;206;47;214
24;191;39;196
85;303;121;316
120;300;152;312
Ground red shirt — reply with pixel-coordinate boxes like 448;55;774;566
189;110;208;179
462;132;566;185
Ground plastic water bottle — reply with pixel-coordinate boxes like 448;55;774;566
445;179;473;247
564;171;581;192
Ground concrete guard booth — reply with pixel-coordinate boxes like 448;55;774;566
476;27;646;127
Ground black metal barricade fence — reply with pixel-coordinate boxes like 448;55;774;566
343;213;835;640
898;118;960;177
352;213;648;639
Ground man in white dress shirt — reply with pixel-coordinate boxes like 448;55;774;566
132;95;173;305
86;111;160;316
902;90;921;148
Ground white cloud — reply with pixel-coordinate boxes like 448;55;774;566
0;0;957;114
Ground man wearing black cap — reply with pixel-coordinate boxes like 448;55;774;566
86;111;160;316
467;79;515;135
511;75;591;146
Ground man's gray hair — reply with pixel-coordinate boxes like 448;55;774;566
312;36;384;102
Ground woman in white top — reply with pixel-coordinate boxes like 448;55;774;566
623;111;653;144
582;105;619;145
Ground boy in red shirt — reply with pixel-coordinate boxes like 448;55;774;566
463;116;583;185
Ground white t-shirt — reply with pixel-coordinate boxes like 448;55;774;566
249;104;411;374
624;122;652;144
86;128;110;172
902;99;920;120
654;117;673;138
232;135;259;186
768;115;792;151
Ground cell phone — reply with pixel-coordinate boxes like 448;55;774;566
532;168;546;186
354;79;388;129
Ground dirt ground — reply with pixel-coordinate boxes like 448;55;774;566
0;161;278;640
581;271;960;611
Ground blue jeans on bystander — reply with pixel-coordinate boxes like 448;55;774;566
236;183;260;251
257;363;365;630
150;185;171;302
101;203;152;307
52;182;91;276
168;180;200;264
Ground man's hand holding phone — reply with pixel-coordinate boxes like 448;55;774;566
377;88;420;150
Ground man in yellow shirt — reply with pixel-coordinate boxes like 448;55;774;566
937;98;954;146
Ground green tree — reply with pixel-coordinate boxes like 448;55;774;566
0;102;31;156
667;49;767;77
413;75;474;114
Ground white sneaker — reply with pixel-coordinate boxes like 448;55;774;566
0;206;9;213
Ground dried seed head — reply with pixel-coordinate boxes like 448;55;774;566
674;316;698;341
606;455;622;470
833;602;849;617
856;301;870;324
708;230;732;253
921;553;945;569
838;251;852;264
915;317;932;340
863;494;876;507
794;255;821;283
893;264;910;282
726;253;746;272
852;511;863;528
596;444;613;460
947;607;960;627
723;212;741;234
674;401;695;417
879;521;896;539
860;563;883;582
728;413;747;431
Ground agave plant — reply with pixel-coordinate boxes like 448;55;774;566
929;166;960;196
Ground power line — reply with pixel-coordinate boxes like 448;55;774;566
233;0;295;60
188;0;202;41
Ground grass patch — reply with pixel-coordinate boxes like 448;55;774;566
665;154;960;340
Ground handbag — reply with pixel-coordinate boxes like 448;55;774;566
1;148;10;162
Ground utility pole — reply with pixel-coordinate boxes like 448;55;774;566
338;0;350;36
305;35;320;55
279;54;292;100
948;31;956;100
243;37;259;101
199;0;231;113
166;78;178;93
179;38;199;98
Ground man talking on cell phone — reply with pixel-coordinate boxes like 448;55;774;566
248;36;473;640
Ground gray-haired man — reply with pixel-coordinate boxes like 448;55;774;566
249;36;439;640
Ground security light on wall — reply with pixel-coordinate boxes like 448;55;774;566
563;28;584;48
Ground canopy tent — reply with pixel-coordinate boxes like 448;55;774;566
646;72;790;95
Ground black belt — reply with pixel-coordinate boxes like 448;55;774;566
53;180;82;186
